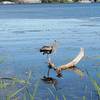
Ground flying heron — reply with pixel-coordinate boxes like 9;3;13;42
46;48;85;78
40;40;57;55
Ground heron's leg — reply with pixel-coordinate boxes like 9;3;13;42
47;54;49;60
47;68;50;77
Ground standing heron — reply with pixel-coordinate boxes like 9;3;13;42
40;40;57;55
40;40;58;78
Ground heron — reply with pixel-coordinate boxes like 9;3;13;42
46;48;85;78
40;40;57;55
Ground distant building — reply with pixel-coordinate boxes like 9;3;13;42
17;0;41;3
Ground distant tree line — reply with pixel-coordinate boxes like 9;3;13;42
0;0;83;3
0;0;15;2
0;0;99;3
41;0;99;3
41;0;86;3
0;0;72;3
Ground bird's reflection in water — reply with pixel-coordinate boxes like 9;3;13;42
40;43;85;91
41;76;57;84
41;76;58;89
41;65;84;91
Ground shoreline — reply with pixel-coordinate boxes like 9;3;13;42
0;2;100;4
0;0;100;4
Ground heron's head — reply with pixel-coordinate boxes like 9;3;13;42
52;40;57;47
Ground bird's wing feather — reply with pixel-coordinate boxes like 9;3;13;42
57;48;85;70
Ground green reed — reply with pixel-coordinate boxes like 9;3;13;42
86;70;100;98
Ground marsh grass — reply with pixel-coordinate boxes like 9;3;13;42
5;70;41;100
47;87;67;100
97;73;100;78
54;95;67;100
25;80;40;100
25;87;35;100
0;80;9;89
63;95;67;100
86;71;100;99
0;69;99;100
82;96;86;100
55;96;59;100
94;55;100;59
0;77;29;88
91;79;100;97
47;88;55;98
6;86;26;100
0;70;33;99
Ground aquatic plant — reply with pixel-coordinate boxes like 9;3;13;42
91;79;100;97
97;73;100;78
86;71;100;98
55;95;67;100
82;96;86;100
63;95;67;100
25;80;40;100
55;96;59;100
47;87;67;100
6;86;26;100
0;70;33;100
5;71;40;100
48;88;55;99
0;80;9;89
0;77;29;87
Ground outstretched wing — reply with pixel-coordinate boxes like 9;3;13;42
57;48;85;71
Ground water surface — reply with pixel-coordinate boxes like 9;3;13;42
0;3;100;100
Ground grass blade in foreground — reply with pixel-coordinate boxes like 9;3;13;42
6;86;26;100
86;70;100;98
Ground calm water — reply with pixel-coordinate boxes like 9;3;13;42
0;3;100;100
